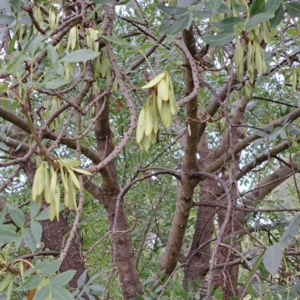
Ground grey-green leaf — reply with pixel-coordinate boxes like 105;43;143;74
263;243;282;275
249;0;265;17
60;50;99;63
279;214;300;248
30;221;42;244
266;0;282;13
6;203;25;228
213;17;245;31
41;259;62;276
101;35;131;47
22;228;36;252
156;5;187;16
18;275;41;291
33;286;51;300
245;12;273;30
202;31;234;46
194;9;214;19
217;3;231;13
50;270;76;287
0;228;21;244
168;13;191;35
34;207;50;221
30;201;40;220
285;1;300;17
47;44;59;64
209;0;222;13
43;78;69;89
51;286;74;300
0;14;15;25
270;5;284;28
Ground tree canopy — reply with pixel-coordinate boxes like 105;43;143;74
1;0;300;299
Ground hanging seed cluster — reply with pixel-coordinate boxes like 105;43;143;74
136;72;177;151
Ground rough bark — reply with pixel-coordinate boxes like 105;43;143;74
91;95;142;299
160;27;199;275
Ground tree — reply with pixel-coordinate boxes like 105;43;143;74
1;0;300;299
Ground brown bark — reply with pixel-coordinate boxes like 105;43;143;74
160;27;200;275
90;95;142;299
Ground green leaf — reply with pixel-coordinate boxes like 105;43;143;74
213;286;223;298
86;272;101;285
263;243;282;275
101;35;131;47
33;285;51;300
43;78;69;89
30;221;42;244
89;284;104;293
0;205;6;225
0;228;22;244
22;228;36;252
6;203;25;228
77;270;87;287
51;286;74;300
266;0;282;13
30;201;40;220
249;0;265;17
209;0;222;13
213;17;245;31
285;1;300;17
47;45;59;64
0;14;15;25
217;3;231;13
202;31;234;46
60;50;99;63
168;13;193;35
178;0;197;7
50;270;76;287
0;82;9;93
246;250;265;285
41;260;62;276
245;12;273;30
139;43;158;51
270;5;284;28
279;214;300;248
194;9;214;19
19;16;31;24
156;5;187;16
34;207;50;221
158;14;171;34
18;275;41;291
91;0;113;3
